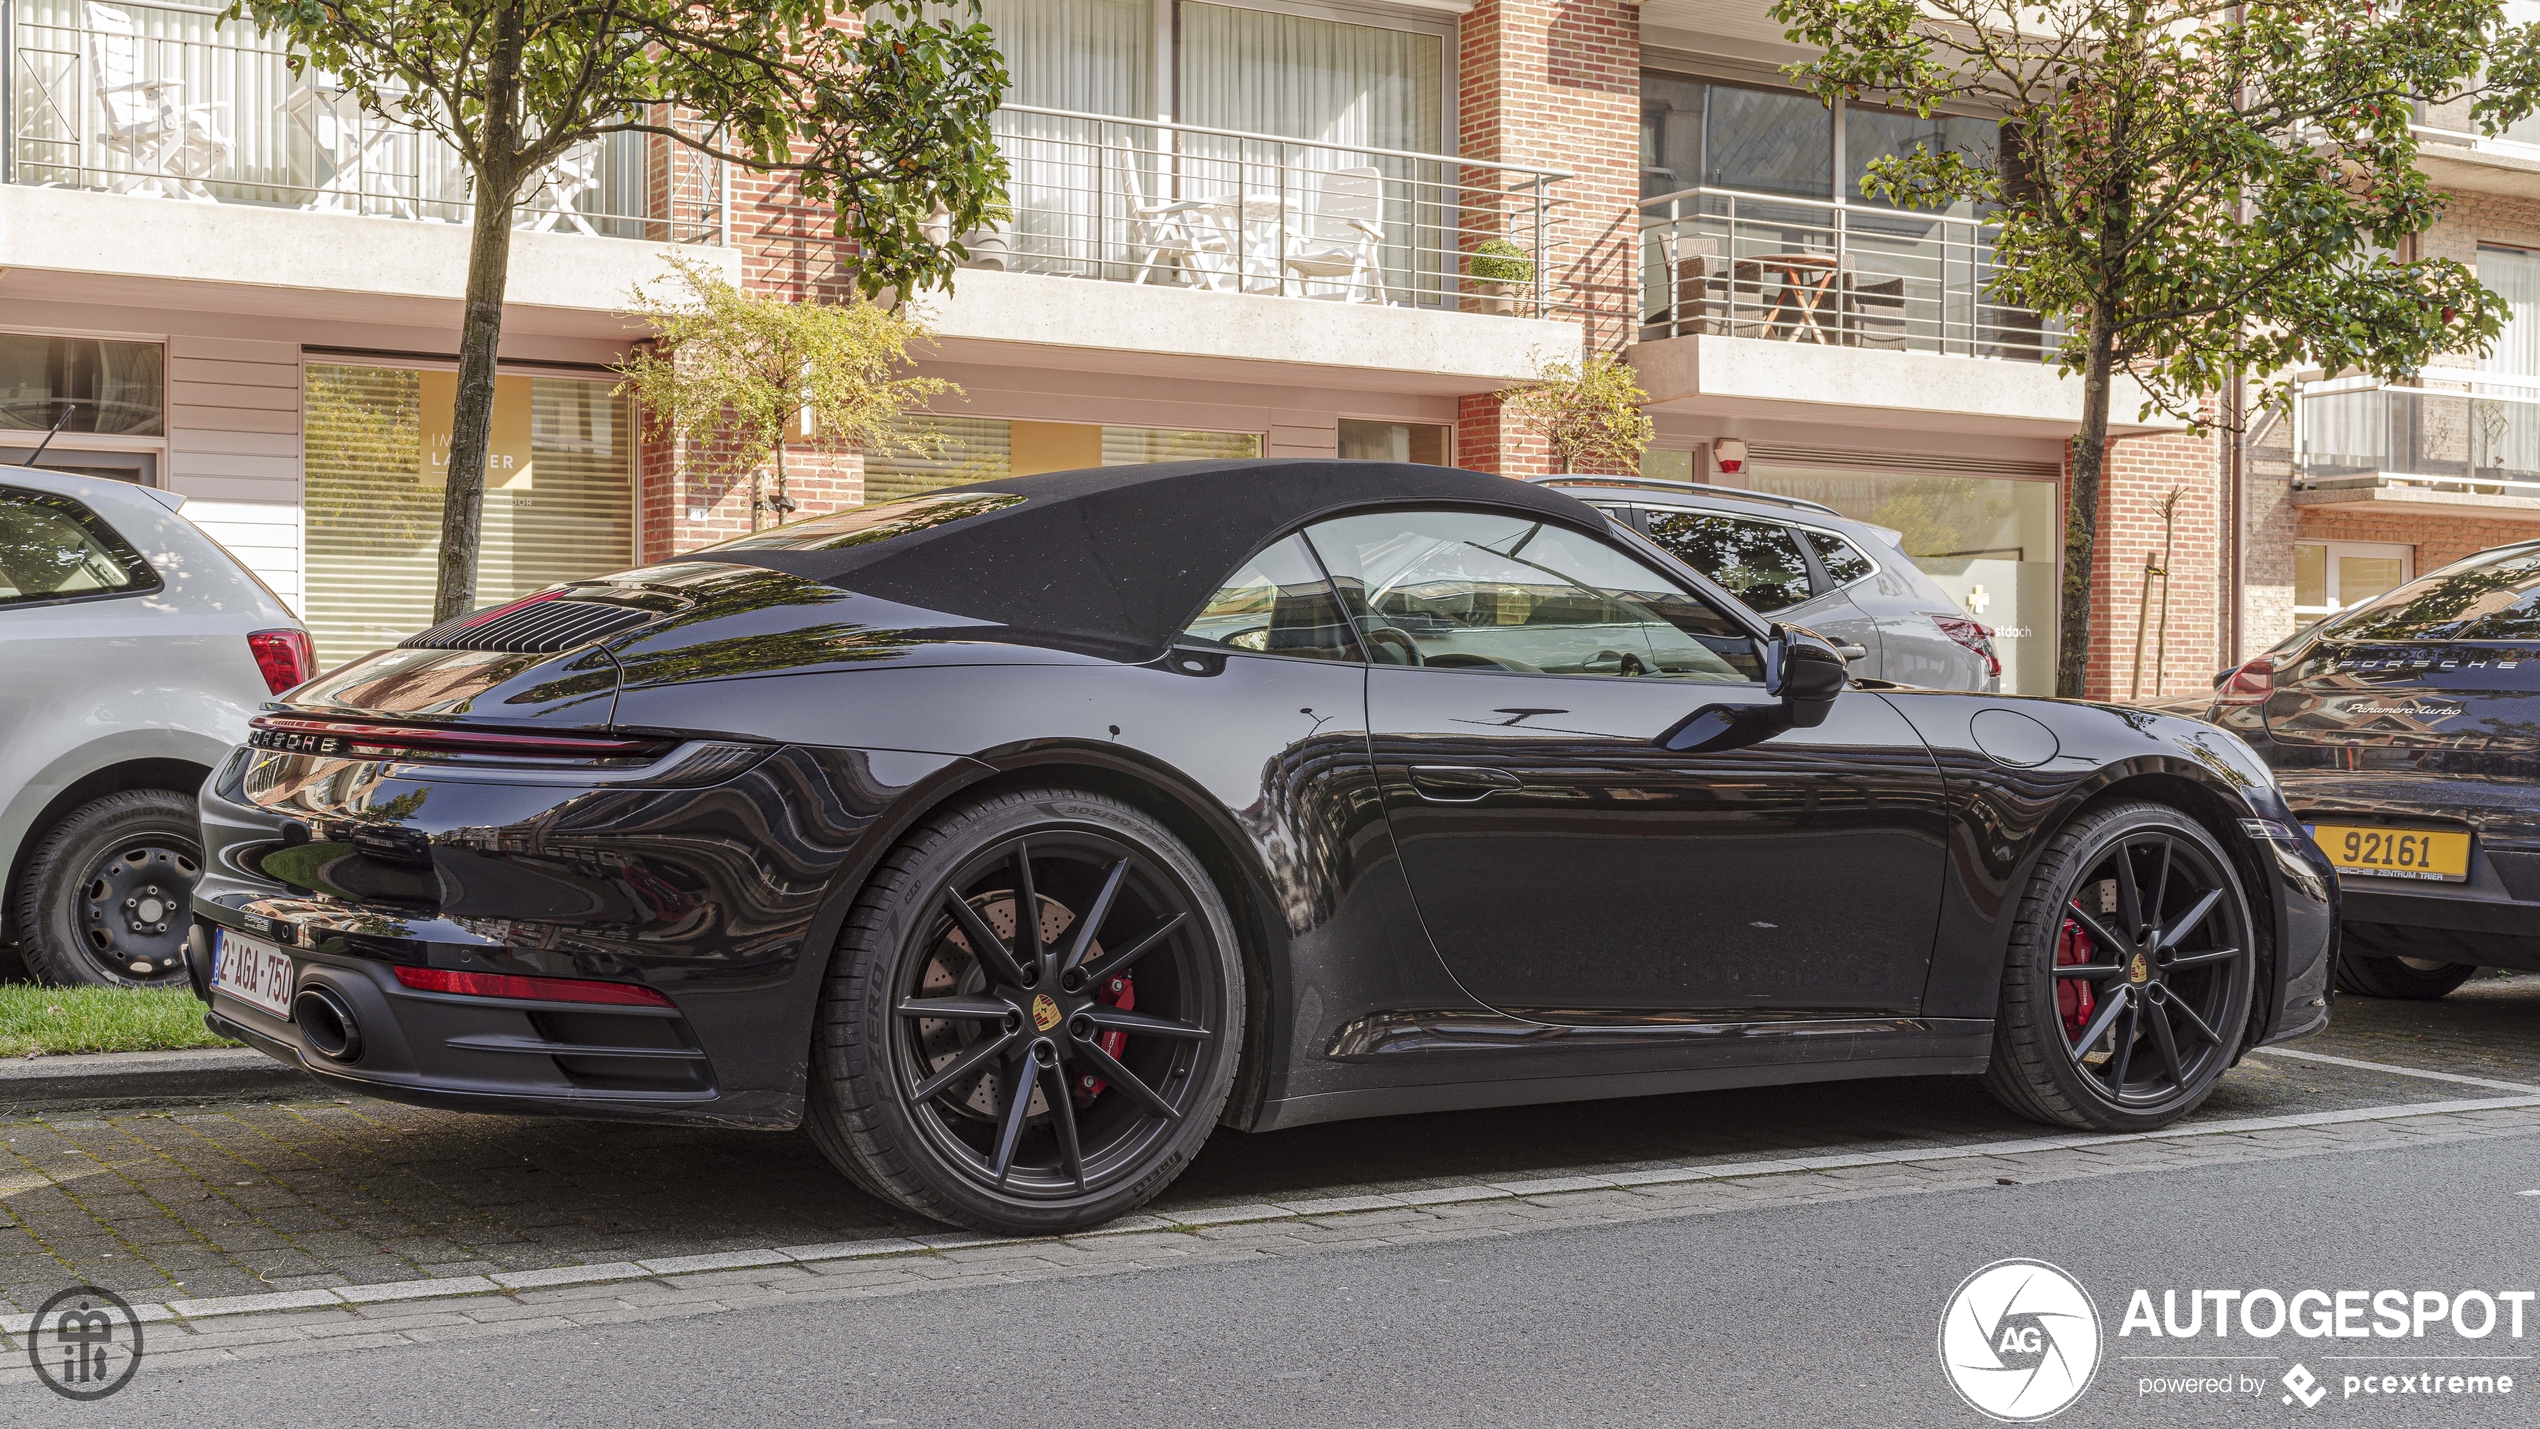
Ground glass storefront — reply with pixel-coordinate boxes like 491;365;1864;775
1745;467;2061;695
866;415;1261;502
302;364;634;669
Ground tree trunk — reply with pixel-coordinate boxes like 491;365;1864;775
2056;307;2119;699
430;6;527;626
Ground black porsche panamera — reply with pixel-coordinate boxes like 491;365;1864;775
186;462;2337;1233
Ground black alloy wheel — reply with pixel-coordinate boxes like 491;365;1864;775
2335;924;2480;1001
11;790;203;989
1984;801;2258;1132
808;789;1243;1233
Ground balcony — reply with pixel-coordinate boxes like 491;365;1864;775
7;0;725;237
2293;372;2540;521
908;105;1581;390
1628;187;2174;437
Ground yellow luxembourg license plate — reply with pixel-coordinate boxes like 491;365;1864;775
2307;824;2471;882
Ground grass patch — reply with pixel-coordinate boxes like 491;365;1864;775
0;985;236;1058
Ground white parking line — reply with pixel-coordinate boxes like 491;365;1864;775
5;1081;2532;1336
2250;1046;2540;1094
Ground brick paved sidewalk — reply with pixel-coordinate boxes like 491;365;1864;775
0;976;2521;1318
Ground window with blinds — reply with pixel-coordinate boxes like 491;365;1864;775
303;364;635;669
865;415;1261;502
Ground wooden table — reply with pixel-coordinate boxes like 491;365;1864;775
1753;252;1842;344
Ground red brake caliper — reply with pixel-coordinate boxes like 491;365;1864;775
2055;916;2095;1041
1071;973;1134;1105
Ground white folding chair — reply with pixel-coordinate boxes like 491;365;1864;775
84;2;230;200
524;138;603;234
1109;136;1221;287
1282;166;1388;303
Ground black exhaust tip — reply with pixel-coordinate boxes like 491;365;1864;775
293;985;363;1063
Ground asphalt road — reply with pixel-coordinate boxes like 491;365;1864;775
30;1126;2540;1428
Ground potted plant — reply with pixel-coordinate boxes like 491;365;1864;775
1467;239;1535;316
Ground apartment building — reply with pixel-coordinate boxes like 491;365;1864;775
2;0;2228;697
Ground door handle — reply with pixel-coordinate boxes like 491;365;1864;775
1834;643;1869;662
1408;765;1524;802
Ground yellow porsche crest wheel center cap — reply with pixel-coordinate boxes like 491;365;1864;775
2127;953;2150;984
1031;993;1062;1032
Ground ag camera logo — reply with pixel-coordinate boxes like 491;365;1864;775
1940;1259;2103;1421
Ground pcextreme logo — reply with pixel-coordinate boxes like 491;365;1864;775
1939;1259;2103;1421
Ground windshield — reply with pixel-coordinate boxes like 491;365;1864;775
697;492;1023;553
2325;545;2540;643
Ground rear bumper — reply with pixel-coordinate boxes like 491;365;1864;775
2271;768;2540;968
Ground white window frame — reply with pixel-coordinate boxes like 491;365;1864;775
2295;539;2414;623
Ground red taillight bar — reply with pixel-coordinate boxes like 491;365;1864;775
250;714;662;760
393;965;673;1007
2216;656;2275;707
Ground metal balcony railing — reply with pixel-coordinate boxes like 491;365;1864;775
7;0;726;242
1638;186;2058;360
2295;372;2540;498
973;104;1571;318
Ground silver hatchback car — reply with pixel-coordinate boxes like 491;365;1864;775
0;466;308;987
1540;477;2000;691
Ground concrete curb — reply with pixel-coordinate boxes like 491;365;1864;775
0;1046;320;1112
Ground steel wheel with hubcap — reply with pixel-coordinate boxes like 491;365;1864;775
1984;801;2258;1132
11;789;202;988
808;789;1243;1233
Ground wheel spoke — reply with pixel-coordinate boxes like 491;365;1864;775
946;891;1030;988
2164;944;2241;969
2063;903;2130;956
1010;841;1045;981
896;995;1010;1022
1077;911;1187;988
911;1029;1013;1103
2068;983;2130;1061
988;1046;1038;1186
1071;1036;1178;1121
1081;1005;1210;1042
2104;1005;2136;1092
1041;1057;1086;1192
1061;858;1129;977
2146;837;2173;933
2146;999;2187;1088
2156;888;2225;952
2166;993;2223;1048
2052;961;2125;980
2112;840;2147;943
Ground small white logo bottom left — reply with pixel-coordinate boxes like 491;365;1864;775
1939;1258;2102;1421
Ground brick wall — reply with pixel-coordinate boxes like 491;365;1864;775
2084;429;2224;700
1452;0;1637;476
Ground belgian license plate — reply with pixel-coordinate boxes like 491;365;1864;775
211;929;296;1018
2307;824;2471;882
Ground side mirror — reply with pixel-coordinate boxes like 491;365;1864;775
1766;626;1848;729
1657;626;1848;754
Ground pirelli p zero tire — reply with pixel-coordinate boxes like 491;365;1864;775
806;787;1244;1235
12;790;202;989
1983;800;2258;1134
2334;925;2479;1001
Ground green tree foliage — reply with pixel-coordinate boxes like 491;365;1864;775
617;254;957;529
1499;353;1656;474
225;0;1009;621
1771;0;2540;695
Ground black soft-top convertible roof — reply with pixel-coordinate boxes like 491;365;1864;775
692;459;1604;659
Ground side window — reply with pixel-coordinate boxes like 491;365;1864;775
1178;533;1362;661
1302;509;1763;682
0;487;156;608
1641;511;1814;613
1802;528;1877;587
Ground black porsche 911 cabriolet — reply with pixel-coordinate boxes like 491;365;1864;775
186;461;2336;1234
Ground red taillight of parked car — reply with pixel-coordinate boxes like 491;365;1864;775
392;965;673;1007
248;714;667;763
246;629;315;695
2216;656;2276;706
1932;615;2002;679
